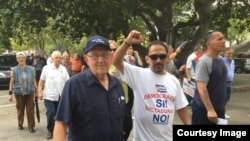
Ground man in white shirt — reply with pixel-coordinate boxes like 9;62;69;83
113;30;190;141
185;44;203;103
38;50;69;139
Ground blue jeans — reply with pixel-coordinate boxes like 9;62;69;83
44;99;58;132
226;83;232;103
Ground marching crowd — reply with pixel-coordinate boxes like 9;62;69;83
7;29;234;141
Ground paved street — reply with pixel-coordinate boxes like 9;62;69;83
0;73;250;140
0;90;48;141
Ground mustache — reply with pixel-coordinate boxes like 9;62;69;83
154;63;164;67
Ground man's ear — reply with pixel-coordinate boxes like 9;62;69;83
84;55;88;64
110;53;114;61
145;55;149;64
206;42;210;48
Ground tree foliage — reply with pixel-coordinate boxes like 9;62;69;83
0;0;250;60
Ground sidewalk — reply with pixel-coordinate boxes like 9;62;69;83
0;100;48;141
232;73;250;92
233;85;250;92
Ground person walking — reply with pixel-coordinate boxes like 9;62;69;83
185;44;203;104
61;51;72;76
8;52;37;133
223;47;235;119
38;50;69;139
33;55;46;84
165;46;186;79
191;30;227;124
53;35;130;141
125;45;143;67
113;30;190;141
70;53;83;76
108;40;119;76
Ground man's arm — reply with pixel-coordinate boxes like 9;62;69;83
38;79;45;100
33;76;37;89
196;81;218;123
134;51;143;67
169;47;181;60
176;107;190;125
112;42;129;74
185;55;192;82
185;68;192;82
53;120;68;141
112;30;143;74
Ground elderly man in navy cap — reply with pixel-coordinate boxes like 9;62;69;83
53;35;131;141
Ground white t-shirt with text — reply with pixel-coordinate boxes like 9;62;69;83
120;62;188;141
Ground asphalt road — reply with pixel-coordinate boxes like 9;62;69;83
0;73;250;141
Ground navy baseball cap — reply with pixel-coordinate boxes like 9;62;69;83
84;35;110;53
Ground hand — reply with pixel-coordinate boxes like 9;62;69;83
207;110;218;124
133;51;139;56
179;65;186;71
38;91;43;100
128;55;135;65
8;95;13;102
125;30;143;45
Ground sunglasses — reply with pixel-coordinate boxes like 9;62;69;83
207;30;215;34
111;48;117;52
148;54;167;60
205;30;217;42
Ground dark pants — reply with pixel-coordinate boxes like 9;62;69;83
226;83;232;103
123;104;133;141
44;99;58;133
35;70;41;84
126;86;134;113
185;94;193;104
15;94;35;128
123;86;134;141
192;100;225;125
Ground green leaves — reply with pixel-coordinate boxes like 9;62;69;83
0;0;249;54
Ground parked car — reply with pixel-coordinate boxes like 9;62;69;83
234;58;246;73
0;54;18;88
234;58;250;73
245;58;250;73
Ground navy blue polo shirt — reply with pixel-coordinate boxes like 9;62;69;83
55;69;126;141
194;54;227;110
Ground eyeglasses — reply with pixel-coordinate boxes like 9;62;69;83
148;54;167;60
86;52;111;60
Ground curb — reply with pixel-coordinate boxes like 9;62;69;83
232;85;250;92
